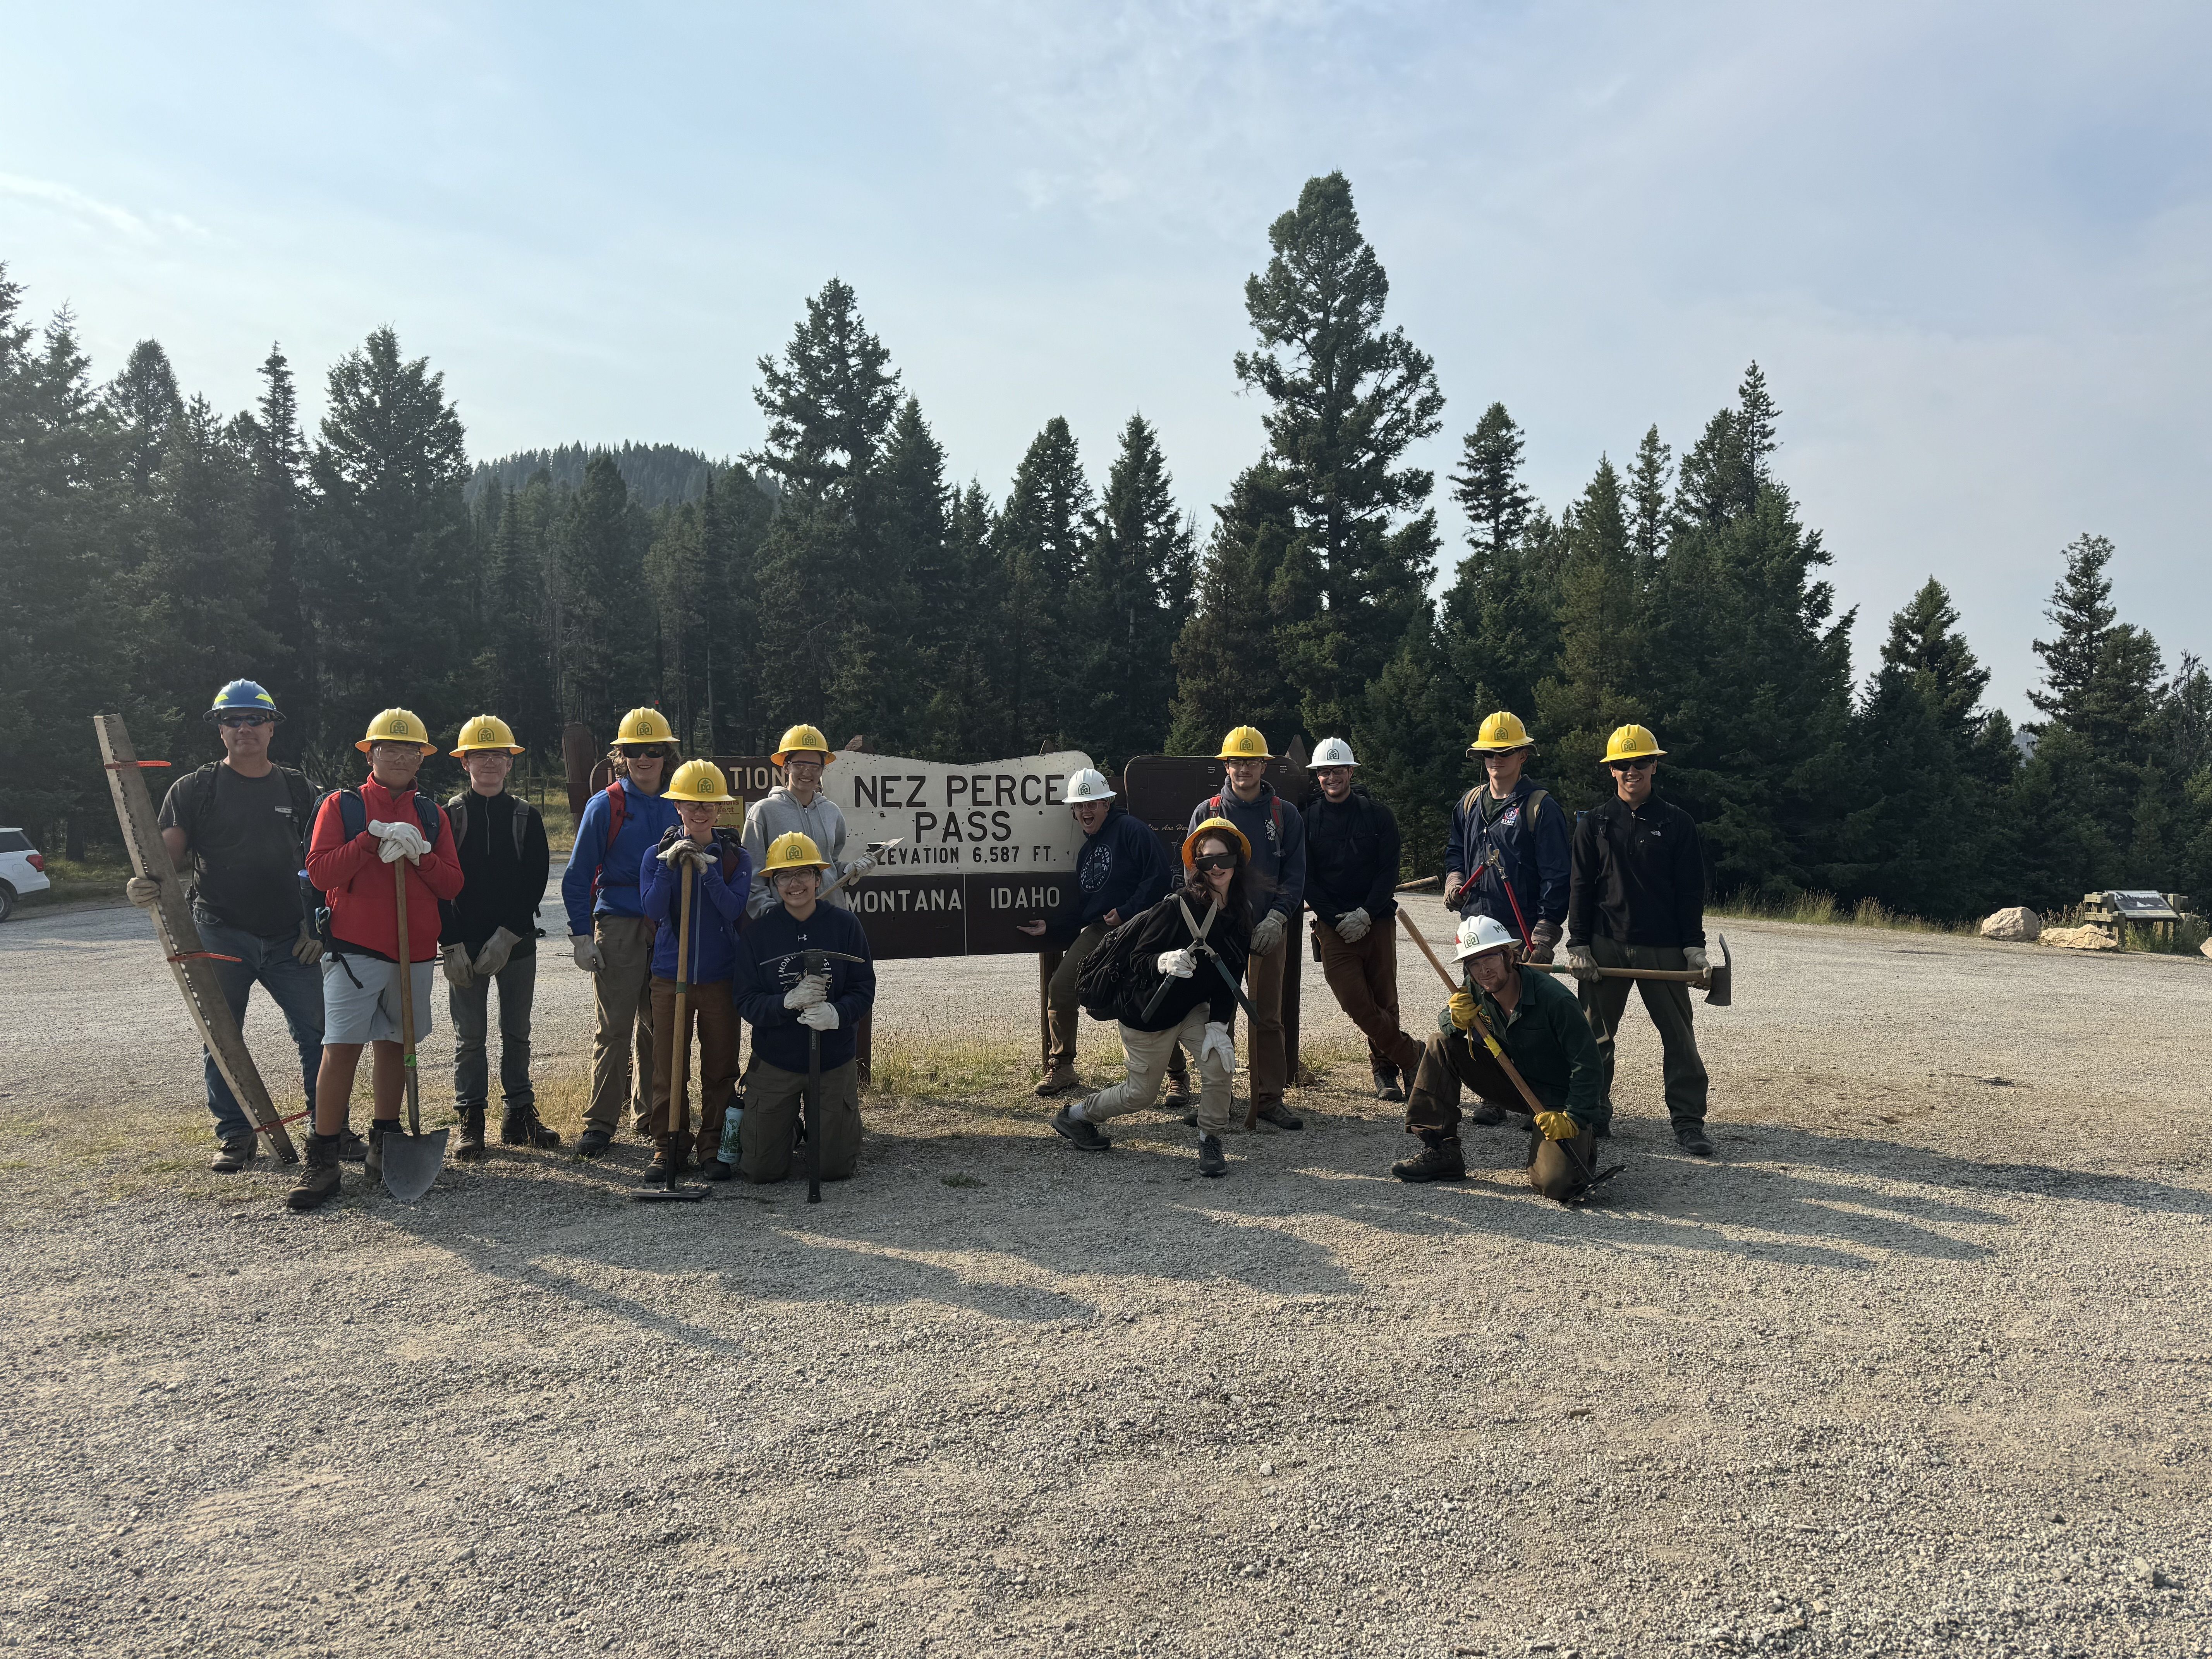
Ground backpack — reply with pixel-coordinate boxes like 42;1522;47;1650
302;786;443;946
591;780;631;902
444;792;536;859
1076;907;1156;1022
1205;791;1287;852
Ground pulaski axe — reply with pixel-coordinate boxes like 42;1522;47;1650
1399;912;1732;1007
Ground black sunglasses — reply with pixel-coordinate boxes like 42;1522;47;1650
1193;852;1238;873
1609;758;1656;772
216;713;273;729
619;744;670;760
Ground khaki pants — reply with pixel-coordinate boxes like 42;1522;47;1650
1581;937;1709;1127
586;915;656;1135
1086;1007;1237;1137
1168;927;1285;1105
1045;924;1106;1067
1313;917;1424;1078
740;1058;862;1183
648;977;740;1156
1405;1028;1601;1200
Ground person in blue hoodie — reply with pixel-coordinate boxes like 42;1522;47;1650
732;831;877;1185
559;708;684;1157
1019;767;1171;1099
638;761;753;1185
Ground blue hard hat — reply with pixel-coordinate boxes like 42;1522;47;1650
205;679;283;722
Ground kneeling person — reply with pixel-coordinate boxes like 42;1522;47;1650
1049;819;1253;1179
1394;915;1608;1202
733;833;876;1184
640;761;754;1185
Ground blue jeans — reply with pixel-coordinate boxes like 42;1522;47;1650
198;918;325;1142
449;953;537;1111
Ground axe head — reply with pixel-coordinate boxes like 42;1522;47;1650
1704;932;1732;1007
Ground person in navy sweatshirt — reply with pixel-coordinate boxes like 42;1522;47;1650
732;830;877;1185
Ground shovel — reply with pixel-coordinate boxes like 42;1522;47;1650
637;857;709;1204
381;855;448;1202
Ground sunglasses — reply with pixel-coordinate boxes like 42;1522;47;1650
1192;852;1238;873
1609;758;1656;773
216;714;273;729
619;744;670;760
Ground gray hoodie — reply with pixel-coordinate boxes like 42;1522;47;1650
740;786;852;917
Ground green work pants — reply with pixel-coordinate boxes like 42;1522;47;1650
1580;937;1709;1127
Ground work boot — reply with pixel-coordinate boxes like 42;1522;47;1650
1391;1131;1467;1183
644;1137;682;1183
1674;1121;1715;1158
364;1118;388;1180
1255;1101;1304;1131
1161;1067;1192;1112
1465;1101;1508;1128
576;1127;614;1159
697;1155;735;1182
210;1135;257;1174
1196;1134;1227;1178
454;1104;488;1162
1050;1101;1111;1152
501;1106;562;1149
336;1124;368;1163
286;1133;343;1211
1033;1061;1081;1099
1372;1066;1404;1103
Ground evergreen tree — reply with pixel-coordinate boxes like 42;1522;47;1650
1451;402;1534;565
1073;414;1195;769
918;482;1009;759
1626;424;1674;568
548;453;649;728
993;416;1094;751
1167;464;1300;753
105;338;182;489
232;345;314;757
878;398;953;755
2027;533;2118;730
1533;456;1643;805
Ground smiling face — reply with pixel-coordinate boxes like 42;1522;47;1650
215;713;274;769
1195;833;1237;902
676;800;720;842
622;746;668;794
1611;757;1655;806
1223;757;1267;800
1314;764;1352;803
1072;799;1110;835
1467;946;1515;995
782;753;826;802
775;864;822;915
465;750;513;796
1484;747;1529;796
368;741;427;792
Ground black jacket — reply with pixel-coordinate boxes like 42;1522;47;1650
437;790;551;953
1566;793;1706;950
1052;804;1172;945
1106;890;1251;1032
1301;788;1400;928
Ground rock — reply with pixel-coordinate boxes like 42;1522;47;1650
1980;907;2041;942
2039;925;2118;951
2200;937;2212;960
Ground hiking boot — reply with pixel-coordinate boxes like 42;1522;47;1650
697;1157;735;1182
1674;1121;1715;1158
576;1127;615;1159
364;1118;389;1180
644;1138;682;1183
501;1106;562;1149
1033;1062;1081;1099
1255;1101;1303;1131
1372;1066;1404;1103
336;1124;368;1163
453;1104;488;1162
1196;1134;1227;1178
210;1135;257;1174
1465;1101;1508;1128
1050;1102;1111;1152
1161;1070;1193;1111
1391;1132;1466;1183
286;1133;344;1211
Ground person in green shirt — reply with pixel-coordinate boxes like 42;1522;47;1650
1393;914;1608;1202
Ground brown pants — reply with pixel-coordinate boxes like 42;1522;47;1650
1167;926;1286;1105
740;1058;862;1183
587;915;655;1135
1406;1028;1599;1200
1314;917;1424;1078
1045;924;1107;1068
648;977;740;1157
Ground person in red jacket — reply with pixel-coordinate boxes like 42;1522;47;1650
289;709;465;1211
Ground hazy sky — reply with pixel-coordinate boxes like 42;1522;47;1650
6;2;2206;721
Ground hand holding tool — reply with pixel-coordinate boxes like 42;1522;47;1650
1156;948;1196;979
1535;1110;1579;1141
635;862;708;1204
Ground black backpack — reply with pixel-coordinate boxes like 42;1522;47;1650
300;786;443;946
1076;907;1155;1022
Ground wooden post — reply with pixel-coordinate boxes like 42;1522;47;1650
94;714;300;1164
1283;917;1304;1086
1038;946;1063;1070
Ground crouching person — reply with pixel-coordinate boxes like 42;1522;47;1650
1392;914;1609;1202
640;761;754;1186
1048;818;1253;1179
733;833;876;1185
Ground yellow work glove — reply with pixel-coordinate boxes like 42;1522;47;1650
1535;1110;1579;1141
1447;989;1477;1032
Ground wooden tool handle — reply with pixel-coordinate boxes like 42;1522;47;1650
393;857;421;1135
1397;909;1460;992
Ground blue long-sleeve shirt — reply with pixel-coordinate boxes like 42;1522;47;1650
560;778;683;936
639;829;752;984
1050;806;1171;945
1187;781;1305;922
1444;775;1570;932
734;903;877;1074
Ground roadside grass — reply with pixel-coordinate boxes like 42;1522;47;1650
1708;890;1973;936
15;854;134;911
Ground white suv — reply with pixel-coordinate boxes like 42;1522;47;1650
0;828;52;921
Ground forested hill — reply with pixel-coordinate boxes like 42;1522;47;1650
467;441;752;510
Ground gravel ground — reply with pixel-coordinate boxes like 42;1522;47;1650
2;893;2209;1658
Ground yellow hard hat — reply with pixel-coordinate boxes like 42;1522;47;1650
450;714;523;757
1182;816;1254;870
762;830;830;874
355;708;434;754
1603;724;1666;764
771;723;835;767
1466;711;1534;756
663;759;737;804
615;707;677;745
1216;725;1271;761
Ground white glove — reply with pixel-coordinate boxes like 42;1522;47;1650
441;943;475;989
844;851;878;883
368;819;429;864
1156;949;1196;979
1250;911;1286;957
1335;906;1370;943
1566;945;1600;985
125;876;161;908
798;1002;840;1030
292;920;324;965
570;934;600;972
783;973;828;1009
658;838;714;872
1199;1021;1237;1073
1683;946;1711;976
474;927;522;977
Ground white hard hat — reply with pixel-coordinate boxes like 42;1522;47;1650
1065;768;1116;804
1451;914;1519;962
1308;737;1359;769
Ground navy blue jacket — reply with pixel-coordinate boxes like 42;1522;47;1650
1444;775;1570;933
1052;805;1171;945
1187;781;1305;922
734;902;877;1074
639;829;752;984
